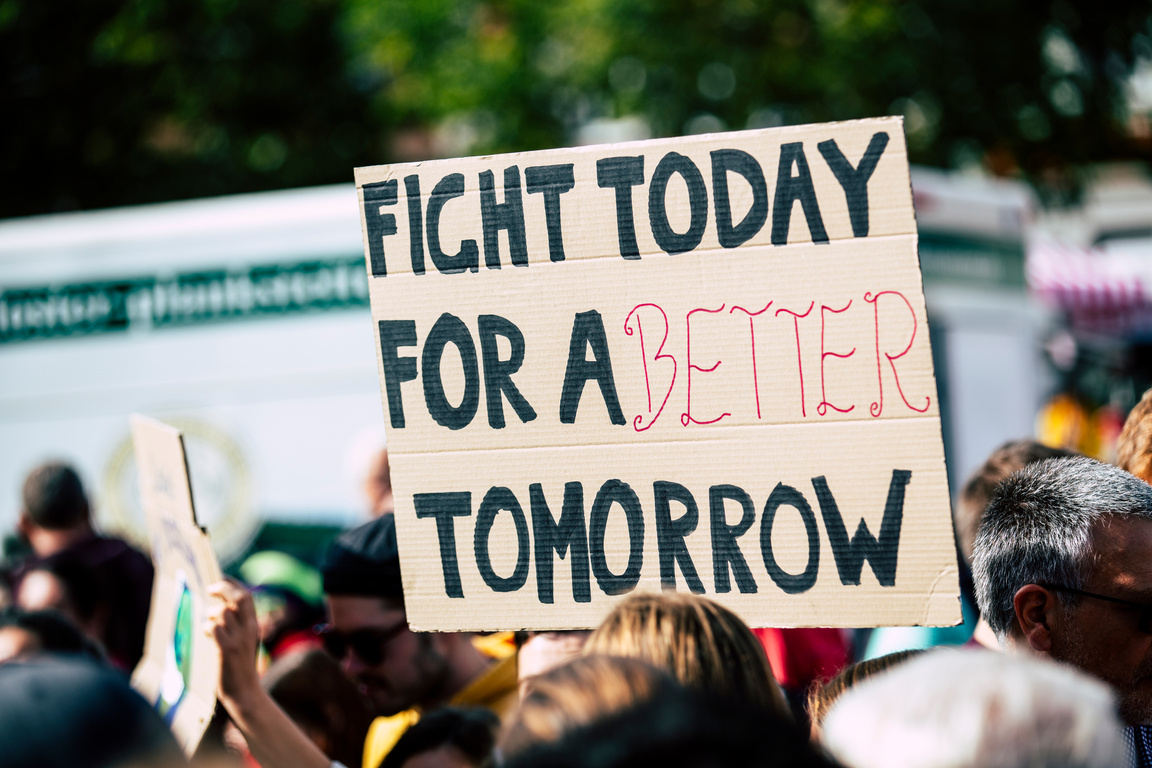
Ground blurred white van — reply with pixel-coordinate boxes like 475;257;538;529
0;185;383;563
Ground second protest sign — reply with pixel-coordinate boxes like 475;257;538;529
355;116;959;631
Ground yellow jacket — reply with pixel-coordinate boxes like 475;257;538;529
361;636;518;768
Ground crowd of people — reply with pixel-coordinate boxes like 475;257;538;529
5;387;1152;768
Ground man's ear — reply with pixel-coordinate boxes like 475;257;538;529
16;512;33;538
1013;584;1058;654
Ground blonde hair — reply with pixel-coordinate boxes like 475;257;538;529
583;592;788;715
499;654;674;757
806;649;924;738
1118;388;1152;484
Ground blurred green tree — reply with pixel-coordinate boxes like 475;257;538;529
0;0;380;217
343;0;1151;177
2;0;1149;218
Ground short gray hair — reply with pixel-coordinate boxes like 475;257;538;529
822;649;1127;768
971;456;1152;639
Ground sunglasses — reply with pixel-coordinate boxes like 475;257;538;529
315;621;408;665
1041;584;1152;633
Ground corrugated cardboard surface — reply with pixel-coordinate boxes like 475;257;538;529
355;117;959;630
129;415;222;756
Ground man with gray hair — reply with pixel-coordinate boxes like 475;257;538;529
971;456;1152;765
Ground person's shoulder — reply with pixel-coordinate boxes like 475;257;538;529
56;535;153;575
451;651;518;717
95;534;149;561
363;710;422;768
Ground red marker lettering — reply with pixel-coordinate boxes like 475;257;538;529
865;290;930;416
729;303;772;420
681;304;730;426
625;304;677;431
817;301;856;416
775;302;815;418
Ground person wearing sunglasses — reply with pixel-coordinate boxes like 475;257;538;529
208;513;517;768
971;456;1152;768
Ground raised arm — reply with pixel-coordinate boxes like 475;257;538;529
205;580;337;768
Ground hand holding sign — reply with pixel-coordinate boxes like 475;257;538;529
204;577;333;768
205;580;261;708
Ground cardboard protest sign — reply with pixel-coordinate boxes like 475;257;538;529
355;116;960;631
129;415;222;756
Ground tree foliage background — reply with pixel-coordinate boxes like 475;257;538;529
2;0;1150;218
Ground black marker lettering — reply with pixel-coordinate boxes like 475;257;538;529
649;152;708;255
422;313;480;430
760;482;820;594
474;486;530;593
811;469;909;586
560;311;625;425
427;173;479;274
653;480;704;593
709;484;758;594
771;143;828;245
377;320;418;428
479;166;528;269
596;156;645;259
526;164;576;262
711;149;768;248
530;482;591;604
404;175;426;274
414;492;472;598
362;180;397;277
817;132;889;238
589;479;644;595
478;314;536;429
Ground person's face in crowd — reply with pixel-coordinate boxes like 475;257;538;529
363;450;393;517
326;594;449;717
16;570;72;617
517;631;590;696
0;627;39;663
16;569;104;641
1053;517;1152;724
